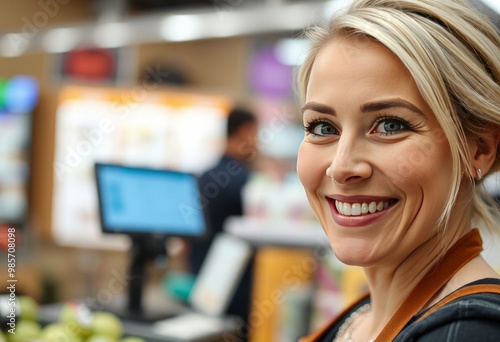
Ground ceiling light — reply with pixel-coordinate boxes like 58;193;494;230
42;27;80;53
160;15;203;42
275;38;312;66
93;22;130;49
0;34;30;57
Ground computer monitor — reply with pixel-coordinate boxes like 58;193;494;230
0;76;38;229
94;163;210;321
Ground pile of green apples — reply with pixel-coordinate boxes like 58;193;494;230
1;296;145;342
1;295;40;342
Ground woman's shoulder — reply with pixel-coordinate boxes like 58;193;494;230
396;278;500;341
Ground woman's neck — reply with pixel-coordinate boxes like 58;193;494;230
362;213;473;338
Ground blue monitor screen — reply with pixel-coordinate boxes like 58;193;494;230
95;163;207;237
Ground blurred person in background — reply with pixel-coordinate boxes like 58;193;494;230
296;0;500;341
188;107;258;329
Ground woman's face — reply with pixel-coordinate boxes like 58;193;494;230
297;36;455;267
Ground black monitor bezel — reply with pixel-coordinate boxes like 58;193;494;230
94;162;210;240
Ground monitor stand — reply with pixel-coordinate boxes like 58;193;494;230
99;236;185;322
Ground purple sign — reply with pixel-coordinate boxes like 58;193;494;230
248;46;293;99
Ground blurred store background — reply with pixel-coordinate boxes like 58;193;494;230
0;0;499;341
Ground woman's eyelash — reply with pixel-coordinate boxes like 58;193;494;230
303;119;336;135
303;119;322;131
373;115;417;135
374;115;412;126
303;115;418;137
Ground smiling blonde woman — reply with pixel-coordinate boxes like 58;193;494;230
297;0;500;341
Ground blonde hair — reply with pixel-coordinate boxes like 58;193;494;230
298;0;500;233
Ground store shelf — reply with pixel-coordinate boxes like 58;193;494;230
0;1;335;57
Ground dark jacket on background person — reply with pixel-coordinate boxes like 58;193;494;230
188;155;254;325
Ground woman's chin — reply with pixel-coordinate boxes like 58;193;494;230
330;241;377;267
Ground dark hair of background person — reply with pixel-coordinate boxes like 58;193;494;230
227;107;258;138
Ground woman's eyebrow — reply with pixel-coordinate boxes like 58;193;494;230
302;99;424;117
360;98;425;116
302;102;336;116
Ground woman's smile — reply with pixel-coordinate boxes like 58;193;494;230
330;197;398;216
327;195;399;227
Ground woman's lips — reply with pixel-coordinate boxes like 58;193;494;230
327;197;398;227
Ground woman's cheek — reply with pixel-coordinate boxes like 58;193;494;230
297;143;324;191
297;143;311;187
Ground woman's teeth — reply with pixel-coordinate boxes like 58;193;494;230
335;200;391;216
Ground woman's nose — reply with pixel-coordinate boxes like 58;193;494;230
326;136;372;185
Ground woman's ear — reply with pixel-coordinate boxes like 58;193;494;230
471;125;500;177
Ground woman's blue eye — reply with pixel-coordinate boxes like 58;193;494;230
375;118;409;135
314;123;337;135
305;120;338;137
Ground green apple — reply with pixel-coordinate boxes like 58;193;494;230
91;312;122;340
40;323;83;342
120;337;146;342
8;320;41;342
87;335;117;342
18;296;39;321
60;302;93;338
